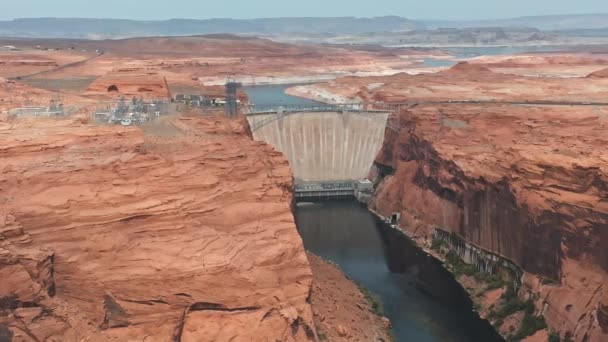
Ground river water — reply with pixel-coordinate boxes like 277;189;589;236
296;201;503;342
242;56;513;340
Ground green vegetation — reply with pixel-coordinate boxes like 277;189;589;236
541;277;559;286
476;270;506;290
315;324;327;341
548;331;561;342
443;250;507;291
445;250;461;265
438;238;554;342
493;318;504;329
484;284;547;341
431;237;445;252
488;284;534;321
508;313;547;342
358;285;385;316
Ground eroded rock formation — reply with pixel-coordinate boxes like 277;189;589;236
0;116;314;341
288;62;608;104
587;67;608;78
86;73;171;99
370;104;608;341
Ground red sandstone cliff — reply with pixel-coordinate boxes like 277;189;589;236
370;104;608;341
0;116;315;341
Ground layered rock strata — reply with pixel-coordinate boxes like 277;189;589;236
370;104;608;341
288;62;608;104
0;116;314;341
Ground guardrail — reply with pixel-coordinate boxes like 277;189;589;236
295;181;358;199
246;103;363;114
246;103;392;132
247;99;608;135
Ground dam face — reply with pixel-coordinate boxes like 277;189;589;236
246;111;390;181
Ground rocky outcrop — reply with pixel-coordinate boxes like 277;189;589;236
586;67;608;78
370;104;608;341
444;61;493;74
289;64;608;104
307;253;392;342
0;116;314;341
86;73;171;99
0;78;81;111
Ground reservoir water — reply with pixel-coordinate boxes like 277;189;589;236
243;45;572;105
443;45;578;58
295;201;504;342
243;84;323;106
422;45;577;68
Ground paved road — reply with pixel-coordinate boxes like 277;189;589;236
245;100;608;133
9;51;105;80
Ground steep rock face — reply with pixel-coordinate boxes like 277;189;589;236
0;117;314;341
370;104;608;341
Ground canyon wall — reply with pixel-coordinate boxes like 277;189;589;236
0;116;315;341
370;104;608;341
247;111;389;181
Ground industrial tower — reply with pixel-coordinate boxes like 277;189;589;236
225;78;242;117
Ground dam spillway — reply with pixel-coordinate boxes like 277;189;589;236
246;110;391;181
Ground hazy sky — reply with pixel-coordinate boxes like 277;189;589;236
1;0;607;21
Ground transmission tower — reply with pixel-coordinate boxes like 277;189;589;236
225;77;242;117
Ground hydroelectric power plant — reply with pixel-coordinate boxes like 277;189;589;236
243;84;503;342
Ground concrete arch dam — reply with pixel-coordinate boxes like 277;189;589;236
246;109;391;184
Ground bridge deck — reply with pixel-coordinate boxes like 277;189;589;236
295;180;372;200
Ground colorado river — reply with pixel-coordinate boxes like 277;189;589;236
295;201;503;342
245;83;503;341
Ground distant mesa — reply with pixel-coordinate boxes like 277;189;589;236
446;61;493;73
586;67;608;78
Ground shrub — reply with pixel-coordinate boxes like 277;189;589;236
502;284;517;300
493;284;533;319
497;298;529;318
442;247;507;293
446;250;462;266
431;237;445;252
486;278;506;290
509;313;547;341
462;264;477;276
548;331;561;342
359;286;384;316
315;325;327;341
541;278;559;286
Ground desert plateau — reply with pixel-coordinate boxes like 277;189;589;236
1;6;608;342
